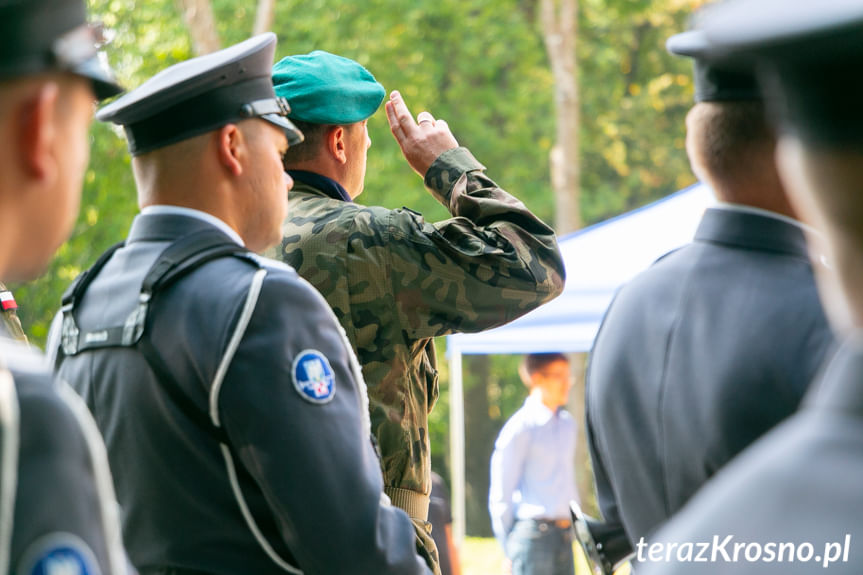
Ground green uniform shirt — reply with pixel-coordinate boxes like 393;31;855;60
0;282;27;343
280;147;565;568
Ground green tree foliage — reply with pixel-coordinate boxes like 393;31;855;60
12;0;195;342
579;0;703;221
13;0;707;535
16;0;703;341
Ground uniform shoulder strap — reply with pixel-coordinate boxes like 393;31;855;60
60;229;252;356
57;229;257;445
60;241;125;310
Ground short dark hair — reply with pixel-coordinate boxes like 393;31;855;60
523;353;569;375
281;119;338;165
687;101;775;191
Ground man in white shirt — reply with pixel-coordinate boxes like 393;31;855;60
489;353;577;575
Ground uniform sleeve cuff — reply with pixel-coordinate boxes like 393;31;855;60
423;147;486;199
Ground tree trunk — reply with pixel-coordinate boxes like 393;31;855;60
464;355;496;537
540;0;581;234
176;0;220;55
542;0;592;513
253;0;277;35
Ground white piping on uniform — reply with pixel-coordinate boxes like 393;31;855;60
209;268;267;427
208;268;303;574
56;381;127;575
251;255;372;437
0;367;19;575
220;444;302;574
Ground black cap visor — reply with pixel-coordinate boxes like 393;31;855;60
237;96;304;145
261;113;304;146
53;23;122;100
71;53;123;100
0;21;122;99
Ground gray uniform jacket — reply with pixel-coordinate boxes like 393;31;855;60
640;337;863;574
53;213;430;575
586;207;835;546
0;334;127;575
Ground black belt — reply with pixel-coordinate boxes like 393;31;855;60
532;518;573;529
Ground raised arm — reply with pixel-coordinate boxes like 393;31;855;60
381;91;565;338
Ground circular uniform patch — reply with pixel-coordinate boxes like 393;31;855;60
292;349;336;404
18;533;101;575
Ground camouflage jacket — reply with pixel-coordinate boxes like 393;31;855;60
0;282;27;343
280;146;565;511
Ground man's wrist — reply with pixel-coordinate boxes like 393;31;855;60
423;147;486;207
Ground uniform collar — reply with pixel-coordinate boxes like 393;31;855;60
287;170;352;203
135;205;245;246
715;203;820;238
695;206;811;261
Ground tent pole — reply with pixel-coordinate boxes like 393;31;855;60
449;348;466;544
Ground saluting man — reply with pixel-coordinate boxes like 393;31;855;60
0;0;130;573
273;52;566;572
51;34;431;575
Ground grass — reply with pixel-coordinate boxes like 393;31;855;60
459;537;632;575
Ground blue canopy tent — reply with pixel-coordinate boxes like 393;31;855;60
444;183;715;540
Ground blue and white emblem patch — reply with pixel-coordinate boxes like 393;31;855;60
292;349;336;404
20;533;100;575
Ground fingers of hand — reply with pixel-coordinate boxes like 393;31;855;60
417;111;435;126
385;100;406;141
387;90;419;139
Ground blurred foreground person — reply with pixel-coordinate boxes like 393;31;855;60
641;2;863;573
51;34;431;575
489;353;577;575
273;52;565;573
585;25;834;552
0;0;129;573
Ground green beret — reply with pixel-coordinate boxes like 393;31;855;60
272;50;385;124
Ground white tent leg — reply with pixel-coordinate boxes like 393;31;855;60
448;348;466;544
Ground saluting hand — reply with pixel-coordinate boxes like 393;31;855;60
385;90;459;178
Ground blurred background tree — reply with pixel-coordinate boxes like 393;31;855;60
13;0;706;538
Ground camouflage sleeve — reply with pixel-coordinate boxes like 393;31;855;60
386;147;565;338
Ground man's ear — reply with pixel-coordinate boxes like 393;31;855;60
19;82;59;181
518;364;532;388
216;123;244;176
327;126;347;164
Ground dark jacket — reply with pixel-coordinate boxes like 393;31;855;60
54;213;430;575
0;336;128;575
641;338;863;574
586;206;835;546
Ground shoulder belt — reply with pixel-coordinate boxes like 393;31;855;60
55;229;258;444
